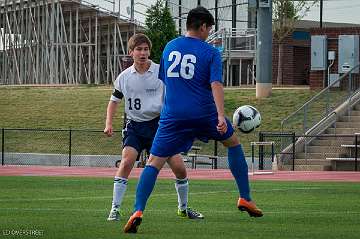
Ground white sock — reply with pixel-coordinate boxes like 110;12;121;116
175;178;188;211
111;176;128;209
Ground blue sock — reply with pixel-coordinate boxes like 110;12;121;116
228;144;251;201
134;165;159;212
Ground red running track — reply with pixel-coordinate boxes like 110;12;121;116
1;165;360;182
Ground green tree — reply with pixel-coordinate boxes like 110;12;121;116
145;0;178;63
273;0;318;85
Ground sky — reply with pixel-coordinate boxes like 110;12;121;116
302;0;360;24
89;0;359;24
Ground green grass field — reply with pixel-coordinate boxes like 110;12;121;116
0;86;317;130
0;86;318;155
1;176;359;239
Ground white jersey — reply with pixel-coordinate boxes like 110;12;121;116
110;61;164;122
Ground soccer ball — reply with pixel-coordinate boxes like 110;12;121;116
232;105;261;133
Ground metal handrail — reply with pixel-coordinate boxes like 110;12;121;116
281;63;360;133
207;28;256;41
207;29;225;43
304;111;337;135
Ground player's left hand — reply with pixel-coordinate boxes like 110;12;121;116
217;115;227;135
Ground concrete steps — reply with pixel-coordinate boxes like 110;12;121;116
310;139;354;146
326;128;360;135
296;152;341;159
315;134;356;141
339;115;360;122
335;122;360;128
281;164;332;171
282;103;360;171
347;110;360;116
305;145;347;154
292;159;332;165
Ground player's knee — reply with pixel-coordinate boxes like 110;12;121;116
147;155;167;170
118;157;136;176
174;167;187;179
222;133;239;148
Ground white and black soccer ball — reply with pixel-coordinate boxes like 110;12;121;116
232;105;261;133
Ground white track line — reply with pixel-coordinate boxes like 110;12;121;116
0;187;323;203
0;207;359;215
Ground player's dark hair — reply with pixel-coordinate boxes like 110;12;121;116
186;6;215;31
128;33;152;51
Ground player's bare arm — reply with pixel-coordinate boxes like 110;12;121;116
211;81;227;134
104;100;118;137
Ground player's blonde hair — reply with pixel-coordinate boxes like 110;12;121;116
128;33;152;52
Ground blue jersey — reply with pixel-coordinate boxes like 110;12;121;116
159;36;222;120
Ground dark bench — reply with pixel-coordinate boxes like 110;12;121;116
326;157;359;171
187;153;219;169
182;146;219;169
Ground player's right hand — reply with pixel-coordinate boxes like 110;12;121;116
104;126;113;137
217;115;227;135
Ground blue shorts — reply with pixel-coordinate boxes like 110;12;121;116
122;117;159;155
150;116;234;157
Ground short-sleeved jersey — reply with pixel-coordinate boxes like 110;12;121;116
111;61;164;122
158;36;223;120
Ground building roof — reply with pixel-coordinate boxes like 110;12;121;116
295;20;360;29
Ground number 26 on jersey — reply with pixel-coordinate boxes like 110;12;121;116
167;51;196;80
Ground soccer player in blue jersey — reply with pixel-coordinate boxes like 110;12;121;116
124;7;263;233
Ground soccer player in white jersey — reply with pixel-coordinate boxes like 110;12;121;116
124;8;263;233
104;33;203;221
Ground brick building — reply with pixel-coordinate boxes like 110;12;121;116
273;20;360;88
309;27;360;89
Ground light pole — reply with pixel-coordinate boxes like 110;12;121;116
126;2;150;26
320;0;323;28
130;0;134;22
256;0;273;98
165;0;192;35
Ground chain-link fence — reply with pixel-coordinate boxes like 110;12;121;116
5;128;357;171
1;128;122;167
0;128;266;170
260;132;359;171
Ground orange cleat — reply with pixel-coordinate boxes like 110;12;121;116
123;210;143;233
237;198;263;217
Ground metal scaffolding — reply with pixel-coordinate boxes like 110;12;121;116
166;0;253;35
167;0;257;87
0;0;141;85
208;28;256;87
